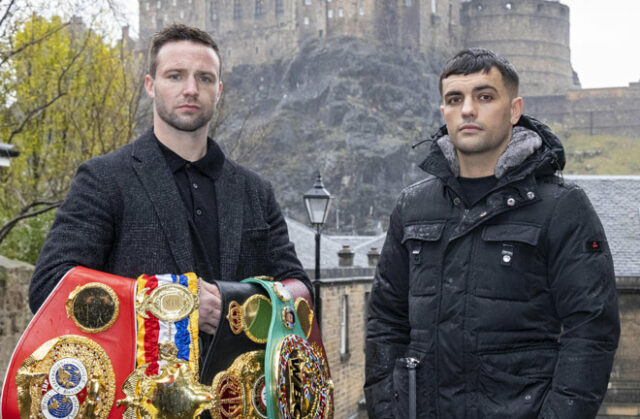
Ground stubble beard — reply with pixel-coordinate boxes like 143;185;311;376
155;98;215;133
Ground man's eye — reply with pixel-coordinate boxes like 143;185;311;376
168;74;180;80
200;76;214;83
479;94;493;101
447;97;461;105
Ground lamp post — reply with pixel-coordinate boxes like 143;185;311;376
303;172;331;329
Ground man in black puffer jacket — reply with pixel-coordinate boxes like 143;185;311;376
364;48;620;419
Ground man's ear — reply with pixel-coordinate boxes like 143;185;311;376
217;81;223;102
510;96;523;125
144;74;155;99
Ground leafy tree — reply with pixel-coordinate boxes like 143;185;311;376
0;14;144;263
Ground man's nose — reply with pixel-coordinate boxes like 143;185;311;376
183;75;199;96
461;96;475;118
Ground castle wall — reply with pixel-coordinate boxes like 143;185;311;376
525;84;640;137
461;0;578;97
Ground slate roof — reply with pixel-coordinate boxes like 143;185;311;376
288;175;640;276
286;217;386;269
566;175;640;277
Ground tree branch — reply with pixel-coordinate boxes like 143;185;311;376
0;200;62;244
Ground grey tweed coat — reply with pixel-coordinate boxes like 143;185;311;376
29;130;309;312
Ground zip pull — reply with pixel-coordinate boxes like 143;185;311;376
404;357;419;419
411;249;421;265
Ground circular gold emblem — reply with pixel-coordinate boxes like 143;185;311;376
295;298;314;338
241;294;272;343
273;282;292;302
65;283;119;333
136;283;199;322
16;335;116;419
276;335;332;419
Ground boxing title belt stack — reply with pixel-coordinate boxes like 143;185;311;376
1;267;333;418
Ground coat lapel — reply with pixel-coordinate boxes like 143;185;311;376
130;131;194;273
216;161;244;281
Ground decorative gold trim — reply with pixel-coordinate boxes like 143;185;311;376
65;282;120;334
273;282;292;302
136;283;199;322
16;335;116;419
241;294;272;344
226;301;243;335
251;275;274;282
294;298;314;339
282;306;296;330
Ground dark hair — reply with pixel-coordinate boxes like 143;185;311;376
439;48;519;97
148;24;221;77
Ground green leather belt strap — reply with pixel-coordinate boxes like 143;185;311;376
243;277;306;417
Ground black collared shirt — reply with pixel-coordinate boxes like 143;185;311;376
155;134;225;282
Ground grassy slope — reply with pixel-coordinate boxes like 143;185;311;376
553;126;640;174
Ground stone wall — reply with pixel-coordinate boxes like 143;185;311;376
525;85;640;137
315;269;373;418
0;255;34;390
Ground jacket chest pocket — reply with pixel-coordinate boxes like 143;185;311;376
475;224;544;301
403;222;446;296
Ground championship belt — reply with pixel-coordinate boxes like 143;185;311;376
1;268;333;418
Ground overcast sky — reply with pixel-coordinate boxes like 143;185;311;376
120;0;639;89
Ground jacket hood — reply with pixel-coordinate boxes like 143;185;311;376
419;114;565;180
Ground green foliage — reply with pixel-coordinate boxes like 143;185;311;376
0;14;143;262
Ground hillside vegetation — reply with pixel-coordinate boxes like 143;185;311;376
554;126;640;174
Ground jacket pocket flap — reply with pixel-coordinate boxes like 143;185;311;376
482;224;541;246
402;223;445;243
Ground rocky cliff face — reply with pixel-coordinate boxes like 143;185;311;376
214;36;446;233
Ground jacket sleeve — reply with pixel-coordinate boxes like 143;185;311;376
262;180;312;298
540;186;620;419
29;159;116;313
364;198;411;419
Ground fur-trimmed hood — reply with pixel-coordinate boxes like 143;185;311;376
419;114;565;181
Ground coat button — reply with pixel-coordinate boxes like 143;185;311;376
480;211;487;217
527;191;536;200
524;394;532;401
507;197;516;206
502;254;512;263
453;197;461;206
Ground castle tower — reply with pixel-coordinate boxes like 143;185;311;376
461;0;580;97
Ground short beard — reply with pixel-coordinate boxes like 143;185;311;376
155;100;215;132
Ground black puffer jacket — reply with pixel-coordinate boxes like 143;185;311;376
364;115;620;419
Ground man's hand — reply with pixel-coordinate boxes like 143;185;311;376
198;280;222;335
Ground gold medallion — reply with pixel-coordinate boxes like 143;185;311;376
118;343;214;419
227;301;243;335
295;298;314;339
241;294;272;344
210;351;265;419
273;282;292;302
136;283;199;322
15;335;116;419
65;282;119;333
282;306;296;330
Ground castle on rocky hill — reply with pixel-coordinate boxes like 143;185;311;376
139;0;640;136
139;0;581;98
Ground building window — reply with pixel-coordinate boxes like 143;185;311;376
405;0;412;6
340;295;349;359
180;10;184;18
338;7;343;17
157;0;161;8
358;6;364;15
275;0;284;15
210;1;219;21
146;2;150;11
327;9;333;18
304;16;310;25
431;0;437;14
255;0;264;17
234;0;242;20
305;0;311;5
172;0;176;6
505;2;512;10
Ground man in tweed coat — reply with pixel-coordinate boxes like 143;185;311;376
28;25;310;341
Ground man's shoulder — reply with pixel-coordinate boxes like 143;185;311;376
399;175;441;199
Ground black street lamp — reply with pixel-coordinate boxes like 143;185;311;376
303;172;331;329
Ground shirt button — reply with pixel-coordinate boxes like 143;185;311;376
193;183;199;189
446;277;453;284
185;163;191;169
453;197;461;206
527;191;536;200
196;209;203;216
507;197;516;206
